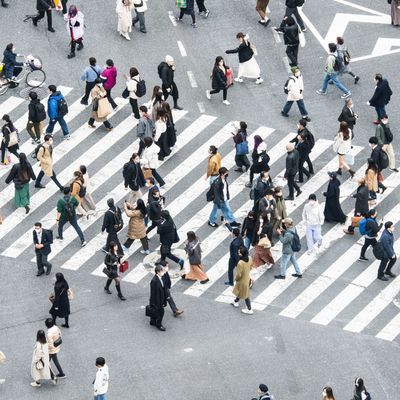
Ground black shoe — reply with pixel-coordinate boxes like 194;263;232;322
35;184;45;189
245;182;253;188
284;196;294;201
274;275;286;279
230;221;241;227
200;279;209;284
32;18;38;26
354;76;360;84
303;116;311;122
56;374;66;379
274;28;284;34
281;111;289;117
140;29;147;33
25;205;30;214
56;236;63;241
149;320;156;326
59;187;65;192
104;287;112;294
61;324;69;328
291;273;302;278
157;325;166;331
174;105;183;110
380;186;387;194
77;43;84;51
390;168;399;172
358;256;369;262
46;265;52;275
80;99;88;105
36;270;45;277
118;295;126;301
234;167;243;172
336;168;342;175
264;19;271;27
385;271;397;278
48;27;55;32
67;53;75;59
208;221;218;227
296;190;302;197
377;276;389;281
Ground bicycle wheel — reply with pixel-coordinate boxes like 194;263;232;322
0;82;9;96
26;69;46;88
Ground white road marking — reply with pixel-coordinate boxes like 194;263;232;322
376;313;400;341
177;40;187;57
187;71;198;88
168;11;177;26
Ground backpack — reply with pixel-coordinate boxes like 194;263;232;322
343;49;351;65
63;196;75;219
35;102;46;122
157;62;166;79
378;148;389;170
284;77;295;94
332;55;341;72
287;229;301;252
57;97;68;117
46;229;54;244
359;217;374;236
373;241;385;260
112;207;123;232
134;78;146;98
305;130;315;150
381;124;393;143
71;181;86;198
32;144;45;160
206;180;216;202
122;162;130;180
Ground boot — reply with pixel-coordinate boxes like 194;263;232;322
116;284;126;301
104;279;112;294
349;169;355;178
173;100;183;110
336;168;342;175
77;42;84;51
67;52;75;59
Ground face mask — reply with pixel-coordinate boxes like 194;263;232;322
12;47;16;53
98;83;103;87
309;200;316;205
381;120;388;125
348;104;353;108
225;173;229;178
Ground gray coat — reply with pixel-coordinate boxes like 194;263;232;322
279;227;295;255
185;240;202;265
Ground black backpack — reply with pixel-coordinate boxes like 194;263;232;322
332;55;341;72
46;229;54;244
382;124;393;143
287;229;301;252
378;148;389;170
134;78;147;98
206;180;216;202
305;130;315;150
343;49;351;65
157;62;166;79
112;207;123;232
63;196;75;219
122;162;130;180
35;102;46;122
57;97;68;117
284;77;295;94
32;144;45;160
71;181;86;198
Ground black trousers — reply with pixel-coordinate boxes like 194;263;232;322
138;139;146;156
70;38;83;54
106;88;118;110
35;169;63;189
360;238;377;258
210;88;227;100
279;7;305;30
49;353;64;375
88;118;112;129
235;154;250;170
36;252;51;272
160;244;180;264
378;256;397;278
124;237;149;251
34;9;53;29
228;258;236;285
287;173;300;197
61;0;68;14
179;8;196;23
286;44;299;67
150;306;164;327
305;154;314;174
196;0;207;12
129;98;140;119
81;81;96;104
298;157;310;182
162;82;179;104
165;288;178;313
1;143;19;163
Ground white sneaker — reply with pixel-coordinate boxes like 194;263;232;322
255;78;264;85
140;249;150;255
234;77;243;83
222;100;230;106
206;90;211;100
30;382;41;387
231;301;239;308
123;33;131;41
241;308;254;314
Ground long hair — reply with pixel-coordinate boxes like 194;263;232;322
214;56;225;68
136;198;147;217
73;170;84;184
366;157;378;174
253;135;263;150
339;121;350;140
36;330;47;344
18;153;29;181
239;246;249;262
1;114;15;133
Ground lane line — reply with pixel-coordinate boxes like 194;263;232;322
168;11;177;26
376;313;400;342
187;71;198;88
177;40;187;57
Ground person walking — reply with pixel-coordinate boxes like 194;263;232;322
125;67;141;119
79;165;96;214
159;55;183;110
281;67;310;119
316;43;351;99
206;145;222;184
100;59;118;111
46;85;70;139
284;142;301;200
45;318;65;379
116;0;134;41
35;135;64;190
333;121;355;177
196;0;210;17
225;32;263;85
271;186;288;233
80;57;102;105
275;0;306;32
359;208;383;262
255;0;270;26
176;0;196;27
241;210;257;249
253;233;274;269
252;170;273;211
336;36;360;84
88;79;113;131
282;17;300;67
49;272;71;327
368;73;393;124
323;171;347;223
136;106;154;156
224;225;244;286
338;98;358;136
375;115;398;172
297;119;314;173
146;187;163;234
1;114;19;165
245;135;270;188
364;158;379;203
232;121;250;172
65;5;84;59
322;387;336;400
27;91;46;144
206;56;230;105
351;378;371;400
32;0;55;32
33;222;53;276
291;132;311;183
251;383;274;400
302;194;324;253
122;199;149;255
123;153;146;204
5;153;35;213
275;217;302;279
149;265;167;330
101;198;124;254
30;330;56;387
93;357;109;399
158;261;184;317
369;136;387;193
378;221;397;281
141;137;165;187
103;241;126;300
70;170;87;218
56;187;87;246
132;0;148;33
147;85;164;120
182;231;209;283
390;0;400;26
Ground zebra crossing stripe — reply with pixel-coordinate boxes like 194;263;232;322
0;96;25;116
376;313;400;341
251;171;399;311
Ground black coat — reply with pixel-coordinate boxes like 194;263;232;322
5;163;36;187
286;0;298;7
229;235;244;265
338;106;356;130
284;24;299;46
295;140;310;161
101;207;123;233
354;185;369;216
157;215;178;246
369;79;393;107
2;49;24;79
285;150;299;176
37;0;52;11
162;271;172;290
225;42;253;63
28;98;46;123
33;229;52;256
150;275;166;308
123;161;145;191
148;197;162;221
323;178;347;223
104;251;121;278
213;176;230;205
50;280;70;318
160;62;175;88
254;177;273;201
251;149;270;173
211;66;227;91
370;145;382;172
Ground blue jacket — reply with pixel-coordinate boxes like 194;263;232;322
47;91;63;119
380;229;394;259
2;49;23;79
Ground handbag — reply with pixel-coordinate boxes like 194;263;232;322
145;304;157;318
102;266;112;277
249;42;258;57
49;292;55;303
122;87;129;99
97;97;111;119
53;330;62;348
142;168;153;179
36;359;44;370
92;98;99;112
225;68;233;87
344;153;355;166
298;25;306;48
67;288;74;300
119;260;129;273
7;130;19;147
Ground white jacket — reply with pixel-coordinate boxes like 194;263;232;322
333;131;351;155
141;143;160;169
302;201;324;226
287;75;304;101
65;11;84;40
126;75;139;99
154;120;166;142
134;0;148;12
94;365;109;395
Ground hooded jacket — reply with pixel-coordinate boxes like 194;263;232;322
47;91;64;120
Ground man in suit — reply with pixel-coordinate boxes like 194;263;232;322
338;98;358;136
33;222;52;276
224;225;244;286
284;142;301;200
149;265;167;331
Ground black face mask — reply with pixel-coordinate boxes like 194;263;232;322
282;223;287;230
225;173;229;178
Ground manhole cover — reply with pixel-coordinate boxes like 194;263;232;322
19;85;48;100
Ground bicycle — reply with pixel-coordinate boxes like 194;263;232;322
0;54;46;96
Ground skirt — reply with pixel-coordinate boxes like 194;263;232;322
14;182;30;208
238;57;261;79
185;264;208;281
253;245;274;267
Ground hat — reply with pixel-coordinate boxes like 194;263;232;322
259;384;268;393
328;171;337;179
165;55;174;63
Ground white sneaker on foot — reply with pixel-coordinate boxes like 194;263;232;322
255;78;264;84
222;100;230;105
241;308;254;314
140;249;150;255
234;77;243;83
206;90;211;100
231;301;239;308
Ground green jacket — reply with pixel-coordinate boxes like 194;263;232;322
375;123;390;145
57;195;78;219
325;53;336;74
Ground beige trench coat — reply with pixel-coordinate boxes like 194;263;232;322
31;342;53;382
116;0;134;34
36;145;53;177
232;257;253;299
90;85;111;122
124;204;146;239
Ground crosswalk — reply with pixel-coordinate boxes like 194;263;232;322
1;88;400;343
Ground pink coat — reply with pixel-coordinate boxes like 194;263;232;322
101;66;117;90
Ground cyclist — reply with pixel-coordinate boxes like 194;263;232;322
1;43;24;87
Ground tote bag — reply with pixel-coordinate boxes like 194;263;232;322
298;25;306;48
97;97;111;119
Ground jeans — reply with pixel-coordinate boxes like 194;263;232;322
283;99;308;116
81;81;96;104
210;88;227;100
95;395;107;400
36;252;52;273
360;237;377;258
209;201;235;224
320;73;349;94
58;215;85;242
305;225;322;251
280;253;301;276
49;353;64;375
151;168;165;187
244;236;252;249
132;10;146;30
46;116;69;137
106;88;118;109
374;106;386;119
129;98;140;119
378;256;397;278
35;170;63;189
286;173;300;198
286;44;299;67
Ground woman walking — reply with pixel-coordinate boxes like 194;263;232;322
241;210;256;249
1;114;19;165
103;241;126;300
245;135;270;188
176;0;197;28
79;165;96;214
116;0;134;40
154;109;170;161
233;121;250;172
65;5;84;59
271;187;287;233
122;199;149;255
225;32;263;84
141;137;166;187
126;67;141;119
206;56;231;105
322;387;336;400
31;330;56;387
148;85;164;120
336;37;360;84
70;170;87;218
231;247;254;314
252;234;274;268
365;158;379;203
351;378;371;400
323;172;347;224
89;79;113;131
183;231;209;283
344;178;369;235
333;121;355;177
49;273;71;328
5;153;35;214
100;59;118;110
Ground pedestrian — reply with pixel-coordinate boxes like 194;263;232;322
241;210;257;249
49;272;70;327
88;78;113;131
79;165;96;214
351;378;371;400
377;221;397;281
27;91;46;144
364;158;379;203
70;170;87;218
122;199;149;254
206;145;222;184
271;186;288;232
158;261;184;316
245;135;270;188
275;0;306;33
336;37;360;84
322;387;335;400
149;264;167;331
162;102;177;150
103;241;126;300
33;222;53;276
225;32;263;85
368;73;393;124
284;142;301;200
35;135;64;190
141;137;165;187
154;109;170;161
32;0;55;32
369;136;387;193
302;194;324;253
282;16;300;67
275;217;302;279
5;153;35;213
45;318;65;379
1;43;24;86
65;5;84;59
323;171;347;223
30;330;56;387
206;56;230;105
291;131;311;183
182;231;209;283
80;57;102;106
282;67;310;119
257;189;276;241
252;170;273;211
46;85;70;139
1;114;19;165
338;98;358;136
224;224;244;286
375;115;398;172
359;208;383;262
146;187;163;234
100;59;118;111
390;0;400;26
159;55;183;110
147;85;164;120
176;0;196;27
93;357;109;400
136;106;154;156
333;121;355;177
125;66;141;119
233;121;250;172
116;0;134;41
196;0;209;17
253;233;274;268
132;0;148;33
123;153;145;204
297;118;314;173
208;167;240;228
56;186;86;246
316;43;351;99
101;198;124;254
255;0;270;26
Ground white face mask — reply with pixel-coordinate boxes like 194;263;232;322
381;119;388;125
309;200;316;205
12;47;16;53
98;83;103;87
